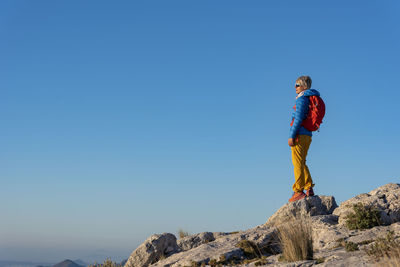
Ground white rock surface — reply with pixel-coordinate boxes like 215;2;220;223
265;196;338;227
151;226;277;267
124;183;400;267
333;183;400;225
177;232;215;251
124;233;180;267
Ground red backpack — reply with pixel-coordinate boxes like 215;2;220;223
291;96;326;131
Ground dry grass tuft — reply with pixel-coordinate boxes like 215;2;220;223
178;228;190;239
89;258;120;267
345;241;359;252
376;244;400;267
366;231;400;266
277;217;313;262
382;246;400;267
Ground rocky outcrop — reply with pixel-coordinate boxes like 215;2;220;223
124;183;400;267
177;232;215;251
333;183;400;225
51;260;84;267
151;226;277;267
311;215;400;250
265;196;338;227
124;233;180;267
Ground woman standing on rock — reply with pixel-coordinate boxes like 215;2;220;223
288;75;325;202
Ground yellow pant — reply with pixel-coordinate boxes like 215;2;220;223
291;135;314;192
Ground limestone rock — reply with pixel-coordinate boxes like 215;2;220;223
213;231;232;239
265;196;338;227
311;223;400;267
312;216;400;252
333;183;400;225
124;233;180;267
310;215;348;251
177;232;215;251
151;226;277;267
123;183;400;267
313;248;376;267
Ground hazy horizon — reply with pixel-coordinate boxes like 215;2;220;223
2;0;399;263
0;259;87;267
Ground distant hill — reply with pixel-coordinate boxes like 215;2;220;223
35;260;84;267
34;258;127;267
51;260;83;267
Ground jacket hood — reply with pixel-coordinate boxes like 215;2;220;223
303;89;320;97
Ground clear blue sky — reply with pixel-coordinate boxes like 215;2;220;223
1;0;399;263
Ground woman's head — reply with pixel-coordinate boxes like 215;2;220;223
295;75;312;94
295;75;312;89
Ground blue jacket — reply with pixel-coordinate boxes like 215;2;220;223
289;89;320;139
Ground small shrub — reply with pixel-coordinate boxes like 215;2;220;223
89;258;119;267
178;228;190;238
236;240;262;259
315;257;325;264
208;254;246;266
233;239;276;265
344;203;381;230
345;241;359;252
366;231;399;260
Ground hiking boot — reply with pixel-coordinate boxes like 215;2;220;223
306;188;315;197
289;191;306;202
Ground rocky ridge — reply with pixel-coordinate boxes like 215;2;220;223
124;183;400;267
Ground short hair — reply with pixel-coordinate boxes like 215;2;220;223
296;76;312;89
